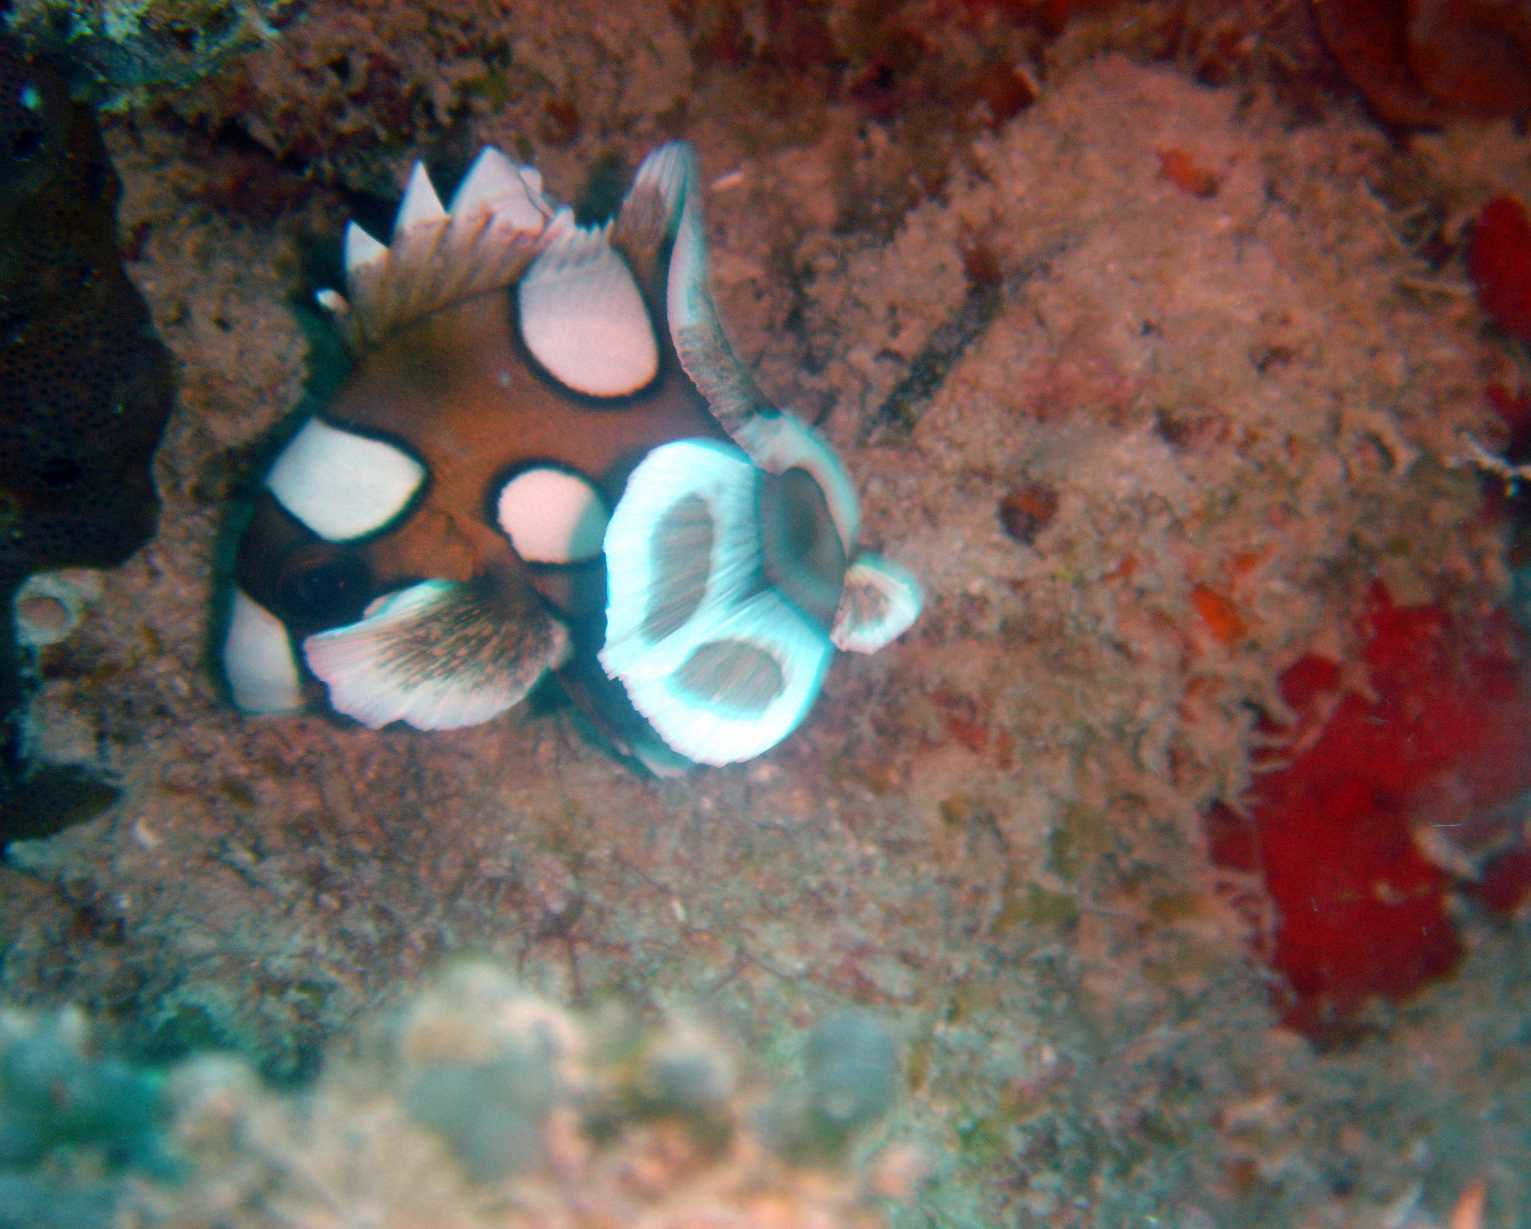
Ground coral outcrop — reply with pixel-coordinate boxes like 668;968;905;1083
0;35;174;832
3;4;1531;1224
5;0;293;106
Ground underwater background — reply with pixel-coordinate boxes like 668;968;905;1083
1;0;1530;1225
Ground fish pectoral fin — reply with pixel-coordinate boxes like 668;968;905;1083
830;554;923;654
302;578;569;732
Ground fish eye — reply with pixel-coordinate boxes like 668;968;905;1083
275;548;372;626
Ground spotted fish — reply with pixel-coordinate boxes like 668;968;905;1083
220;142;920;771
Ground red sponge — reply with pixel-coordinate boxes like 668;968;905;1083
1470;196;1531;344
1208;585;1531;1037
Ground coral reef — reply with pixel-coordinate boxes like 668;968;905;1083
157;0;1336;210
0;1002;170;1229
1;4;1531;1225
13;570;105;651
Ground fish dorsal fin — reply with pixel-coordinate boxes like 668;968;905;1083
656;146;863;546
610;141;692;296
323;148;555;351
517;210;660;398
302;577;570;731
662;148;778;451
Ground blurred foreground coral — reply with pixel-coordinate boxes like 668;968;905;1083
0;964;915;1229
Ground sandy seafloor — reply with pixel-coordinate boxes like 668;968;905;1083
3;5;1531;1226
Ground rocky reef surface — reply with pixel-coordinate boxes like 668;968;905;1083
2;2;1530;1225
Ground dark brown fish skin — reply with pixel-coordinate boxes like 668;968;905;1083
245;287;715;582
234;242;729;744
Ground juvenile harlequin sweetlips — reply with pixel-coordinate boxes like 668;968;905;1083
220;143;921;772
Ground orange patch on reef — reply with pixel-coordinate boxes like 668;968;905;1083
1190;584;1245;646
1157;147;1219;198
1229;549;1269;579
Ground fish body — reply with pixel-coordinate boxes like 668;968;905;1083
221;144;919;770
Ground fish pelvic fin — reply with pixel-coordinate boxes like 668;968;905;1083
303;575;569;731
